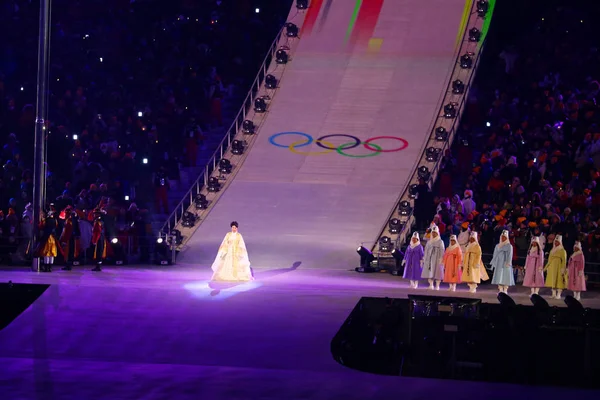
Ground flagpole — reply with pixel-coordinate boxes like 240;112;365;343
31;0;52;271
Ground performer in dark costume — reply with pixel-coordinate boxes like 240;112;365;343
91;209;107;271
36;210;60;272
60;207;81;270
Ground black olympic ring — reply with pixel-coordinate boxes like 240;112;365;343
315;134;361;150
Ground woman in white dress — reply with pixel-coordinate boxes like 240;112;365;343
211;221;253;281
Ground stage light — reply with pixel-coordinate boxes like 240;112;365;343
124;195;130;201
275;49;289;64
379;236;393;252
460;53;473;69
296;0;308;9
286;23;299;38
219;159;232;174
255;7;260;13
99;57;103;62
426;147;441;162
469;28;481;42
242;120;255;134
265;74;278;89
181;211;197;228
476;1;488;18
435;127;448;141
142;158;148;164
409;184;418;199
155;237;170;265
391;248;404;275
20;86;24;91
231;140;245;155
207;176;221;192
110;238;127;265
399;200;412;216
497;292;517;307
443;103;457;119
486;121;491;127
418;166;430;181
171;229;183;246
452;79;465;94
254;97;267;113
531;294;550;310
388;218;403;234
564;295;584;312
138;111;143;117
194;194;208;210
356;246;375;269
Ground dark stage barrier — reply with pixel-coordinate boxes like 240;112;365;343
331;295;600;388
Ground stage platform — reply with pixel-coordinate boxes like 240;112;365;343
1;265;599;399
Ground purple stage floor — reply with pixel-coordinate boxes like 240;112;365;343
0;265;599;400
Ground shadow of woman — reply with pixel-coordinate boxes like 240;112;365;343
253;261;301;280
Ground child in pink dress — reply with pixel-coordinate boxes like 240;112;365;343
523;237;545;296
567;241;586;301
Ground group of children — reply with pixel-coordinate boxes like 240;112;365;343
401;225;587;301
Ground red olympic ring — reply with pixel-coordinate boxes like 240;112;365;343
363;136;409;153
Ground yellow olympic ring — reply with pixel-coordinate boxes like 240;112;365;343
288;139;336;156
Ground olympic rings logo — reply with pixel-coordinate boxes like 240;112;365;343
268;132;409;157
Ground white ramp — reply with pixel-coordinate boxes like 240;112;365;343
180;0;470;269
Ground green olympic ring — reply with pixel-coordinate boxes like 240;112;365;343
335;142;382;158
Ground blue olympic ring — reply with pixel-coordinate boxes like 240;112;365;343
269;132;313;148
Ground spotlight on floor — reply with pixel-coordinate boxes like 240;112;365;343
564;295;584;312
417;166;430;181
296;0;308;9
219;159;232;174
399;200;412;216
531;293;550;310
469;28;481;42
181;211;197;228
254;97;267;113
356;246;375;271
498;292;517;307
231;140;245;155
155;237;170;265
426;147;441;162
194;194;208;210
435;127;448;141
275;49;289;64
444;103;457;119
460;53;473;69
391;248;404;276
389;218;403;234
265;74;278;89
452;79;465;94
111;238;127;265
242;120;255;134
379;236;394;252
286;23;299;38
208;176;221;192
476;0;488;17
409;184;418;199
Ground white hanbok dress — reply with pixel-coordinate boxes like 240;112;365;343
211;232;253;281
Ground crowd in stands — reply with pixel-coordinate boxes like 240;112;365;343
0;0;290;263
416;4;600;279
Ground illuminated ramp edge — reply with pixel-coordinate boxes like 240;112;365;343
180;0;472;270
